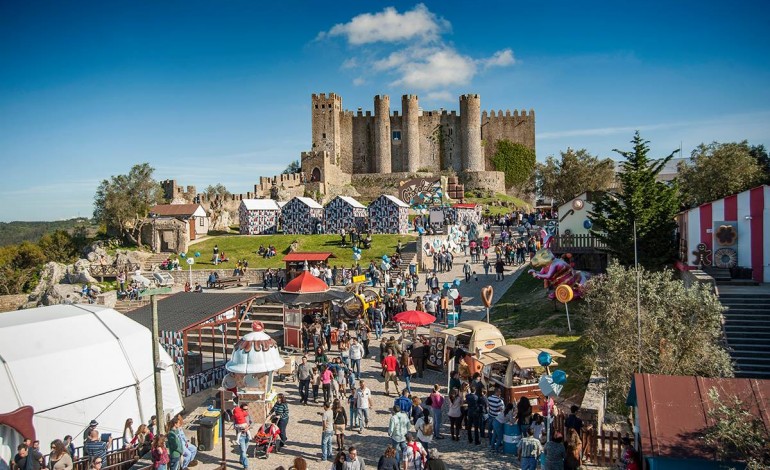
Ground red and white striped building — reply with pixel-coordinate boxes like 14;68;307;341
676;185;770;283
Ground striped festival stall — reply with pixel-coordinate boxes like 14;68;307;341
676;185;769;283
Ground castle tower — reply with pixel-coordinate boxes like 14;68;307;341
460;94;483;172
402;94;420;172
374;95;392;173
311;93;342;163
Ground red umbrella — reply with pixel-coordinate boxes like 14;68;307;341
393;310;436;326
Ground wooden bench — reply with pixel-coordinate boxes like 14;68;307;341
214;276;241;289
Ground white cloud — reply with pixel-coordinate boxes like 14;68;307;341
323;4;447;45
423;91;454;102
319;5;515;92
394;48;477;89
481;49;515;68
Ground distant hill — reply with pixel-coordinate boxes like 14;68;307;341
0;218;96;247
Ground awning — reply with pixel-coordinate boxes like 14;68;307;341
262;289;353;306
440;326;473;336
477;352;509;366
515;357;545;369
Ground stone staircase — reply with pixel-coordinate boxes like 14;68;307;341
144;253;172;271
719;287;770;379
388;241;417;278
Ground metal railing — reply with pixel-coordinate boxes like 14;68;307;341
550;234;608;253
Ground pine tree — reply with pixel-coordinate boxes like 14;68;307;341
589;132;680;268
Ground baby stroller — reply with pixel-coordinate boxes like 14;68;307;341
252;417;281;459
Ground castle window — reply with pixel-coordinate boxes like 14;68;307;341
392;131;401;141
322;133;326;139
315;105;318;109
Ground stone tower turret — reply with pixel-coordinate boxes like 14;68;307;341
311;93;342;163
460;94;483;172
374;95;392;173
402;94;420;173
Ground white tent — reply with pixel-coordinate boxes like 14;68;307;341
0;305;183;465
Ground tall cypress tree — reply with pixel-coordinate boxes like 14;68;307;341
589;132;680;268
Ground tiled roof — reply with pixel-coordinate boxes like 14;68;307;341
282;252;336;262
150;204;204;217
126;292;259;332
241;199;280;211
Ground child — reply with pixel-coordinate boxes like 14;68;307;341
311;366;320;403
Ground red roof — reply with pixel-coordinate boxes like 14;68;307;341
283;270;329;293
632;373;770;461
150;204;202;217
282;252;336;262
452;203;479;209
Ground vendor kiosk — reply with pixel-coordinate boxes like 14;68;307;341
441;321;506;378
475;345;565;404
223;321;285;425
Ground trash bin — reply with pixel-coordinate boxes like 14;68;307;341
196;416;217;451
503;423;521;454
202;409;221;446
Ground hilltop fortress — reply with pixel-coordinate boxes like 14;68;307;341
163;93;535;219
301;93;535;196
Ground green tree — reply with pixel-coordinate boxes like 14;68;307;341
0;241;45;294
585;263;733;411
703;388;770;469
589;132;680;268
749;144;770;185
93;163;164;246
677;141;764;207
490;140;537;190
37;230;78;264
204;184;231;229
282;160;301;174
537;148;616;205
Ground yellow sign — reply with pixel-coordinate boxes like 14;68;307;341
352;275;367;283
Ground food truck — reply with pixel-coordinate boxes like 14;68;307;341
441;321;506;377
473;344;565;404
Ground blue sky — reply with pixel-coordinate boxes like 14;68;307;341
1;1;769;221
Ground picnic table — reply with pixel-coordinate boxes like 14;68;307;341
213;276;242;289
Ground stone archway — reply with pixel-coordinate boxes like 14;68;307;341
311;167;321;182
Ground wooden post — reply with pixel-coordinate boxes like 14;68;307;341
151;295;166;435
219;388;227;469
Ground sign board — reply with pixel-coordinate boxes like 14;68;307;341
352;274;367;283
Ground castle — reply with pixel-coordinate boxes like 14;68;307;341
162;92;536;219
300;93;535;195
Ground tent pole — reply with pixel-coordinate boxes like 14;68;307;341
152;294;166;435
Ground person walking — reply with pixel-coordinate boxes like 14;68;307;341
428;385;445;440
381;349;400;396
487;387;505;452
354;381;372;433
463;260;472;282
518;427;543;470
410;340;426;379
377;446;399;470
269;393;290;447
399;351;414;394
349;339;364;380
494;258;505;281
150;435;170;470
233;403;251;469
464;387;482;445
322;364;334;404
343;446;365;470
333;399;348;452
49;440;73;470
321;402;334;462
297;356;313;405
414;411;433;450
387;406;410;465
564;428;583;470
402;434;427;470
446;389;463;442
424;448;446;470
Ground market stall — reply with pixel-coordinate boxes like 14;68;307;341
441;320;506;377
474;345;565;404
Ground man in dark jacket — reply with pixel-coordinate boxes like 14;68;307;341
14;444;43;470
411;340;427;378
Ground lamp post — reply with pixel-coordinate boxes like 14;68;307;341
634;220;642;373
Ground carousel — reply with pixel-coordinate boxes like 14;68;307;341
222;321;285;424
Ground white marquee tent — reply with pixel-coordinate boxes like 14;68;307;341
0;305;183;467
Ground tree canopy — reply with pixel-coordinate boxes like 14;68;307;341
537;148;616;205
282;160;301;174
584;263;733;411
0;241;45;294
93;163;164;246
677;141;764;207
490;139;537;190
589;132;680;268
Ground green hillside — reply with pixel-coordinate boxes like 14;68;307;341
0;218;96;247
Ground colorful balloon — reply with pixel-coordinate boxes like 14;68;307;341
538;351;552;367
453;279;461;287
552;369;567;385
194;251;201;258
179;252;186;258
583;219;593;229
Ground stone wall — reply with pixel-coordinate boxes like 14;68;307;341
165;268;272;286
460;170;506;194
0;294;27;313
481;109;536;171
417;111;462;173
580;368;607;431
680;269;717;294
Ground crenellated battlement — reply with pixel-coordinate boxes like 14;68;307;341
482;108;535;119
460;94;480;101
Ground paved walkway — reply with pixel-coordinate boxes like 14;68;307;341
185;228;533;470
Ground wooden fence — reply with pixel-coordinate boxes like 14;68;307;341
552;414;629;466
550;234;608;253
88;263;142;279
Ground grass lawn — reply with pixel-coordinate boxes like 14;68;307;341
186;233;416;270
465;193;532;216
493;272;591;399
